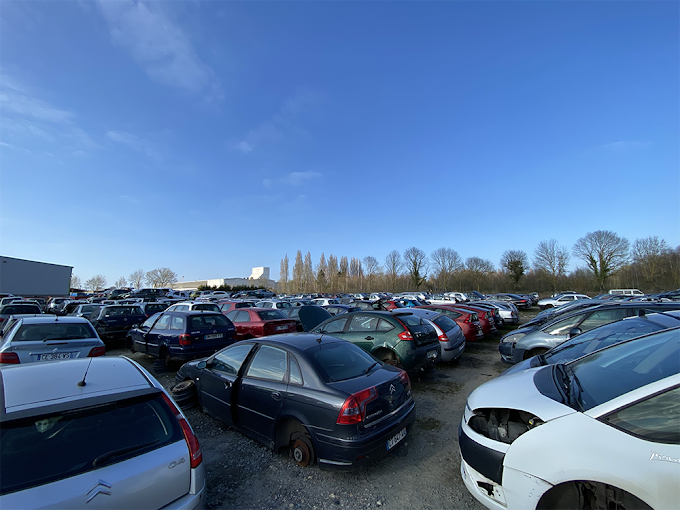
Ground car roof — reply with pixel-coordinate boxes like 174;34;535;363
13;316;91;325
0;357;156;420
256;333;344;351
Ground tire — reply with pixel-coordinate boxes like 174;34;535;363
376;349;402;368
291;434;315;467
525;347;549;360
171;381;198;410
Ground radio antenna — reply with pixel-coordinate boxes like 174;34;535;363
77;358;94;387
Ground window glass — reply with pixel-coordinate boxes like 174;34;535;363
544;314;583;335
604;387;680;444
398;315;425;327
233;311;251;323
321;317;348;334
377;319;395;332
1;305;41;315
289;356;303;385
154;315;171;331
170;316;185;331
189;314;231;329
257;310;287;321
433;315;456;333
141;314;160;329
13;323;96;341
348;315;380;332
307;342;378;383
436;309;461;320
246;346;287;381
193;304;220;312
579;309;628;332
212;343;254;375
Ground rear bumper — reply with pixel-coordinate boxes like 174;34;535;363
402;343;439;372
161;479;206;510
440;337;466;363
313;401;416;471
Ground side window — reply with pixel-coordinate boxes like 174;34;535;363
377;319;395;332
323;317;348;334
154;314;171;331
234;311;251;323
348;315;379;332
212;343;254;375
226;311;238;322
246;346;287;382
579;309;627;332
170;316;185;331
544;314;583;335
289;356;303;385
141;314;159;329
603;387;680;444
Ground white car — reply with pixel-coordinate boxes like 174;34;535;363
538;294;590;310
256;300;292;309
460;327;680;510
310;298;339;306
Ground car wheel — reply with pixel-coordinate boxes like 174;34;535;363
171;380;198;410
375;349;402;368
291;434;315;467
525;347;548;360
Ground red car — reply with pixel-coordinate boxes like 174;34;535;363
416;305;483;342
454;304;498;336
219;300;257;314
224;308;297;340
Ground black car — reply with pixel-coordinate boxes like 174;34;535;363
175;334;416;471
88;305;147;341
128;310;236;364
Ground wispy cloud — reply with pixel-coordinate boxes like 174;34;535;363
282;171;322;186
595;141;652;152
232;90;324;154
0;92;73;124
106;129;161;161
96;1;223;102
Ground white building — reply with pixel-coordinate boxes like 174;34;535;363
171;267;274;291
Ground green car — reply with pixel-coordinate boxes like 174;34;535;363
312;311;440;373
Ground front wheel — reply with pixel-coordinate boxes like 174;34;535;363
525;347;548;360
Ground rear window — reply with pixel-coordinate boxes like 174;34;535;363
104;307;143;317
192;304;220;312
1;305;41;315
145;304;168;313
432;315;457;333
257;310;287;321
12;323;97;342
0;393;182;495
189;314;232;329
307;342;379;383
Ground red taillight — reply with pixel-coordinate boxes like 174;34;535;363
87;346;106;357
464;315;471;323
397;330;413;341
161;393;203;468
398;370;411;392
438;333;448;343
337;386;377;425
179;334;191;346
0;352;19;364
0;318;4;323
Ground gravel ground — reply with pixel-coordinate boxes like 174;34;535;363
108;310;537;510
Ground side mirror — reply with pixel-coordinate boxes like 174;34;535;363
198;360;208;370
569;327;582;338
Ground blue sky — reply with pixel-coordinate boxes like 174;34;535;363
1;1;678;285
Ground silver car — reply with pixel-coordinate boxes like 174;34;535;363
394;308;466;363
0;357;206;509
0;316;106;365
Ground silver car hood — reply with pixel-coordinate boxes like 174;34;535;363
466;366;576;422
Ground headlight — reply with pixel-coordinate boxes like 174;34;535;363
468;408;544;444
501;332;526;343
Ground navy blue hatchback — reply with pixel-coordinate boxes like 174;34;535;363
128;311;237;365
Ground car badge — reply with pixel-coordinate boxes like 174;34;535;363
86;479;112;503
389;384;396;394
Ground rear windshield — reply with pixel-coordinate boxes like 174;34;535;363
0;393;182;495
307;342;378;383
145;304;168;313
1;305;41;315
103;307;143;316
12;323;97;341
79;305;100;314
189;314;232;329
432;315;457;333
257;310;287;321
192;304;220;312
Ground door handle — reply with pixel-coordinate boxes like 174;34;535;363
365;336;374;341
271;391;282;401
224;380;232;389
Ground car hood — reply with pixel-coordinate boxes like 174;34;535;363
466;366;576;422
500;325;534;341
298;305;332;332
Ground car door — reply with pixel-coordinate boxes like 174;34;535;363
131;314;161;352
343;314;382;352
227;310;252;340
199;342;255;426
147;313;171;355
236;344;289;445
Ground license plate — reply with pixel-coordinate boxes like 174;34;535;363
39;352;74;361
386;428;407;450
427;350;438;359
276;325;288;331
205;333;223;340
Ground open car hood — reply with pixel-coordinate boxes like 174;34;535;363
298;305;332;332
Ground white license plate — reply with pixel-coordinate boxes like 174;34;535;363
276;325;288;331
386;428;407;450
205;333;223;340
427;350;438;359
39;352;74;361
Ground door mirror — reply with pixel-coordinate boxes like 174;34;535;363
197;360;207;370
569;327;582;338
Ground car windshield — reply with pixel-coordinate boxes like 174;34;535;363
189;314;232;329
544;318;669;365
192;304;220;312
306;341;380;383
432;315;457;333
566;328;680;411
0;393;182;496
1;305;41;315
104;307;143;316
257;310;287;321
12;323;97;341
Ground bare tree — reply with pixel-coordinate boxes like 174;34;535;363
500;250;529;287
573;230;630;291
303;252;314;292
465;257;494;291
293;251;304;293
339;256;349;292
327;254;339;293
430;247;462;291
129;269;146;289
316;253;328;291
533;239;570;292
403;247;428;290
70;275;82;289
384;250;403;292
85;275;107;292
632;236;669;286
279;254;289;294
145;268;178;288
363;256;380;292
114;276;127;288
349;257;363;291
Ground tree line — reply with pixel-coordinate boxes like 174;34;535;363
71;267;179;292
278;231;680;295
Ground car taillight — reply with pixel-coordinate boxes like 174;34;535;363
87;346;106;357
397;329;413;341
337;386;377;425
0;318;4;323
161;393;203;468
398;370;411;392
0;352;19;364
464;316;471;323
438;333;448;343
179;334;192;346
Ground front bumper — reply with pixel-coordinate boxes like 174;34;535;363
498;341;516;364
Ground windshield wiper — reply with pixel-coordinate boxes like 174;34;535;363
92;440;159;467
565;365;585;412
365;362;379;375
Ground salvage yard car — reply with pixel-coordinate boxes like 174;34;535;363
0;357;206;508
224;308;298;340
174;334;415;471
88;305;147;342
460;327;680;510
